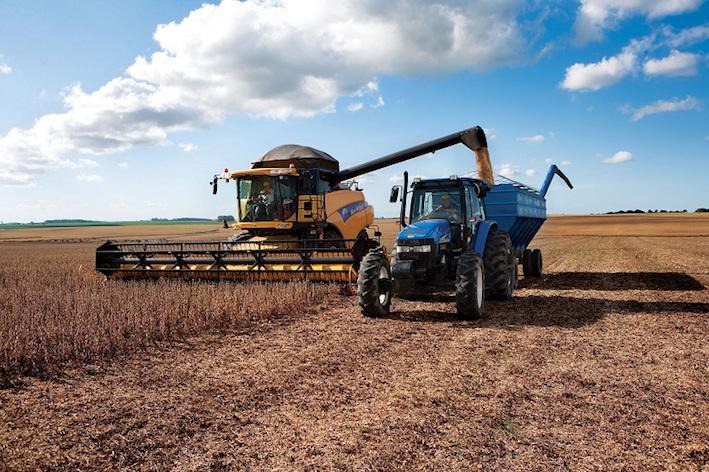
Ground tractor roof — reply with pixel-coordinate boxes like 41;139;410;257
252;144;339;172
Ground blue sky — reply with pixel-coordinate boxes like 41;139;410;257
0;0;707;222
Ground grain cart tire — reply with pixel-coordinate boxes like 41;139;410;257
529;249;543;277
358;249;392;317
484;228;514;300
522;249;532;276
455;251;485;320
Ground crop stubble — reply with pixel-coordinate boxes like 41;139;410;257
0;214;708;471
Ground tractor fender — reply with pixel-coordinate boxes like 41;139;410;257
471;220;498;255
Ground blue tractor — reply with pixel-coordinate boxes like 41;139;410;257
338;126;573;319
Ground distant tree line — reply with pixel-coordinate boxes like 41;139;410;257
604;209;709;214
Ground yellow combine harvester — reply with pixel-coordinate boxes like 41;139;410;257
96;126;491;282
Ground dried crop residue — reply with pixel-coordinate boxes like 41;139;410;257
1;215;708;471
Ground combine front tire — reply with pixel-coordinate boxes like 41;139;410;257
455;251;485;319
357;249;392;317
483;228;515;300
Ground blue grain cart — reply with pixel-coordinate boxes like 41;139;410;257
484;165;573;277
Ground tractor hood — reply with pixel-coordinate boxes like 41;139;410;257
397;219;451;244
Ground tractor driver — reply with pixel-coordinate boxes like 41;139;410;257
434;193;460;222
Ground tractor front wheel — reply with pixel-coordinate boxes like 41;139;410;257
357;249;392;317
455;250;485;320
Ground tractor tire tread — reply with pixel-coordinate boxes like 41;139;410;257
357;248;390;317
484;228;514;300
455;250;485;320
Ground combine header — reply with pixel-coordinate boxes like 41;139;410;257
96;127;491;281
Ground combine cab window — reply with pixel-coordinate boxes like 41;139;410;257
237;175;297;222
411;187;462;224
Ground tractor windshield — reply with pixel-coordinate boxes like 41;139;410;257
237;175;297;222
411;187;462;224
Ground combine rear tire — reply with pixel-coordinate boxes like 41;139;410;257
483;228;514;300
455;251;485;319
529;248;543;277
357;249;392;317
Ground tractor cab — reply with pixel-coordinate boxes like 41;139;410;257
390;176;488;288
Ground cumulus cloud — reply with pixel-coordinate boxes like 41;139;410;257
623;95;701;121
524;169;537;177
517;134;545;143
602;150;633;164
347;102;364;112
561;160;572;166
662;23;709;48
643;50;700;76
77;174;104;183
0;0;535;186
497;163;519;178
118;162;128;168
388;174;404;183
560;38;650;91
178;142;198;152
574;0;702;44
0;61;11;75
371;96;385;109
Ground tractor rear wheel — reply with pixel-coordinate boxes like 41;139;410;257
483;228;514;300
455;250;485;319
529;248;543;277
357;249;392;317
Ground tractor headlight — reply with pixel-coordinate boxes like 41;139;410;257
394;240;432;253
412;245;431;253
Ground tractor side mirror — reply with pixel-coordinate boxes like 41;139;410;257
211;177;218;195
389;186;400;203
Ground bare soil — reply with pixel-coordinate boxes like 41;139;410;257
1;215;708;471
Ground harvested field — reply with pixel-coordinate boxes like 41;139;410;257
1;214;708;470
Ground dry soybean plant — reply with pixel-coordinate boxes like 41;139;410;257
0;243;338;379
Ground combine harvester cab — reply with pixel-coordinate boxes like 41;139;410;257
484;165;573;277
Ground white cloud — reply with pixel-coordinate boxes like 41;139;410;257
643;50;700;76
388;174;403;183
574;0;702;44
624;95;701;121
544;158;552;164
497;163;519;178
78;158;98;167
0;56;11;74
77;174;104;183
602;151;633;164
178;142;198;152
524;169;537;177
560;38;648;91
371;96;385;109
118;162;128;168
561;160;572;166
0;0;533;186
517;133;549;143
662;23;709;48
347;102;364;112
